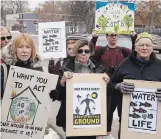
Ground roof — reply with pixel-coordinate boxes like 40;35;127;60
11;86;41;104
12;24;23;27
66;34;88;40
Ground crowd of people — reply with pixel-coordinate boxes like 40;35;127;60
1;25;161;139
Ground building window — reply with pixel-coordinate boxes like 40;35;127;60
69;25;78;33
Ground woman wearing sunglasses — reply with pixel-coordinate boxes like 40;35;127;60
50;39;110;139
0;26;13;64
0;26;12;48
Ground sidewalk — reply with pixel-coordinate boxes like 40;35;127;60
46;110;119;139
44;128;60;139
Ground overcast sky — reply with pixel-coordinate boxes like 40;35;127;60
28;0;45;10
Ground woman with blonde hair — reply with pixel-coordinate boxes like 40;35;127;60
1;33;43;99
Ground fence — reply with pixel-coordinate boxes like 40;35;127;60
135;28;161;36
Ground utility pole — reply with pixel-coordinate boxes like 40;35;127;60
148;0;156;33
20;0;22;13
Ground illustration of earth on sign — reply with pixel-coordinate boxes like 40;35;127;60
95;2;135;34
9;97;37;124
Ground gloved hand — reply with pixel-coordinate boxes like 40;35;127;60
155;88;161;101
49;89;59;101
115;82;135;94
92;29;98;38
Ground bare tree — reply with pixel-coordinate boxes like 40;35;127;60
1;0;29;25
35;1;64;22
1;0;8;25
135;1;161;31
35;0;95;33
67;0;95;33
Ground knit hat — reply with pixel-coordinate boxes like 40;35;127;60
135;32;153;43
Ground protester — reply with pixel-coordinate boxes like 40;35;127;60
108;32;161;139
48;38;77;74
0;26;12;64
1;33;43;99
0;26;12;48
48;40;76;74
50;39;110;139
90;30;136;139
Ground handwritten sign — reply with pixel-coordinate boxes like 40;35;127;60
128;88;158;134
39;21;66;59
95;1;135;34
73;83;101;129
0;66;58;139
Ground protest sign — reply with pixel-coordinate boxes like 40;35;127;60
128;88;157;134
73;83;101;129
0;66;58;139
66;74;107;136
39;21;66;59
95;0;135;34
121;80;161;139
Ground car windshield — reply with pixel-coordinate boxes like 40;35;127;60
96;35;132;49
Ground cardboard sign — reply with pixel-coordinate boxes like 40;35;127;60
128;88;157;134
121;80;161;139
0;66;58;139
39;21;66;59
95;1;135;34
66;74;107;137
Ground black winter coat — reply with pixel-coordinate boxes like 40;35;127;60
108;51;161;96
55;57;105;128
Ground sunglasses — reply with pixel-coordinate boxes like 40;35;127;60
1;36;12;41
78;49;90;54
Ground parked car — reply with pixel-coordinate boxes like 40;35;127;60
152;34;161;53
87;35;132;49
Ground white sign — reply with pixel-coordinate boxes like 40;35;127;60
0;66;58;139
39;21;66;59
72;83;101;129
128;88;158;134
95;1;135;34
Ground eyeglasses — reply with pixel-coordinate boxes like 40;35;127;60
1;36;12;41
78;49;90;54
109;34;117;37
137;44;152;48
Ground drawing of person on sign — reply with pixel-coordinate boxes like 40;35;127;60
80;93;95;115
73;83;102;129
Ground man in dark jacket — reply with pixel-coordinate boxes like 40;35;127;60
108;32;161;139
